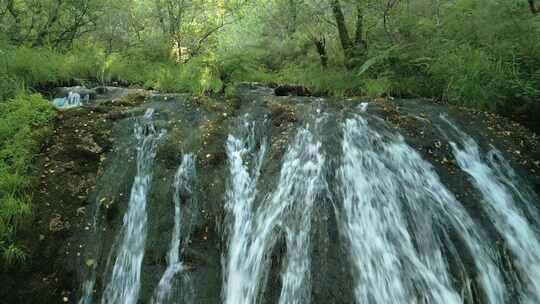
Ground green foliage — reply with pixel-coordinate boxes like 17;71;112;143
0;44;235;97
0;93;55;265
2;244;29;266
363;78;392;98
275;64;362;96
151;56;224;95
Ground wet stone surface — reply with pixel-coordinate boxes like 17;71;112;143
2;84;539;304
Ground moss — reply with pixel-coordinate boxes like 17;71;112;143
156;127;184;168
191;95;229;113
196;116;230;168
113;92;150;107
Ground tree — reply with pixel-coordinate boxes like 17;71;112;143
330;0;367;69
1;0;105;47
152;0;242;61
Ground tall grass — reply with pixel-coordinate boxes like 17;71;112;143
0;93;55;266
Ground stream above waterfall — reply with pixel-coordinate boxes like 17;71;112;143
6;84;540;304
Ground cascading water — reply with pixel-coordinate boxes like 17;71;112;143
442;116;540;303
152;154;197;304
338;114;506;304
53;91;88;109
223;116;325;304
277;126;325;304
223;118;268;304
101;108;164;304
61;85;540;304
339;115;459;303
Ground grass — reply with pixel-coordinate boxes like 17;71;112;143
0;93;55;266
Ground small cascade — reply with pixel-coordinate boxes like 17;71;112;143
78;279;96;304
53;91;88;109
223;117;325;304
223;118;269;304
338;115;506;304
277;126;325;304
442;116;540;302
152;154;197;304
101;109;165;304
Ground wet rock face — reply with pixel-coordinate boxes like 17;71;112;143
0;93;149;304
5;85;540;304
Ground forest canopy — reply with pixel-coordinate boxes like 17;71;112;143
0;0;538;106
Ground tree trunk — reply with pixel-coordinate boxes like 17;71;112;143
331;0;353;60
529;0;538;14
353;3;367;58
331;0;367;69
313;37;328;68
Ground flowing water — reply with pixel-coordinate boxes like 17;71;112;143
69;85;540;304
152;154;197;304
223;114;325;304
222;117;269;304
53;91;87;108
442;116;540;303
101;109;164;304
338;114;511;304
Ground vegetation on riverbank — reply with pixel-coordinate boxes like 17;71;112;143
0;93;55;265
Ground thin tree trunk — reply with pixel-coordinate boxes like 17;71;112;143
331;0;367;69
353;3;367;59
529;0;538;14
331;0;353;58
354;4;364;46
313;37;328;68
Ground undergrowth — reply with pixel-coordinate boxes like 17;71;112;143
0;93;55;266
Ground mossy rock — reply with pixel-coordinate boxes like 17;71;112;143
156;128;184;168
268;101;297;127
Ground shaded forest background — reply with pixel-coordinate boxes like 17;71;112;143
0;0;539;265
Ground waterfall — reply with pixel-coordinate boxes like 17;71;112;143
53;91;88;109
339;115;506;304
442;116;540;303
65;90;540;303
223;118;269;304
277;126;324;304
152;154;197;304
223;117;325;304
101;108;164;304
